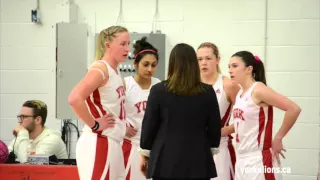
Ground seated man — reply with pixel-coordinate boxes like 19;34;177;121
8;100;68;163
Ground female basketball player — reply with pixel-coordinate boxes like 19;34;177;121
228;51;301;180
68;26;130;180
197;42;239;180
122;36;161;180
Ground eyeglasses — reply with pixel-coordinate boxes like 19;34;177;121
17;115;35;121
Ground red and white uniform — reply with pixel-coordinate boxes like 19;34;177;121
233;82;281;180
212;74;236;180
76;60;126;180
122;76;160;180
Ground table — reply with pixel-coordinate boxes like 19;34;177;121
0;164;79;180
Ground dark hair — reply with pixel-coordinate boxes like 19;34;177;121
198;42;221;73
133;37;158;64
23;100;47;126
167;43;205;96
231;51;266;85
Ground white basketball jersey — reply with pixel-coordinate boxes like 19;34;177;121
83;60;126;142
232;82;273;155
124;76;161;144
213;74;232;144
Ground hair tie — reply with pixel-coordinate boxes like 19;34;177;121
254;55;261;61
134;49;156;59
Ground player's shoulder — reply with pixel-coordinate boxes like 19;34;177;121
89;60;107;70
88;61;109;76
123;76;135;90
222;75;233;88
124;76;132;83
253;81;267;91
252;81;268;97
222;75;240;91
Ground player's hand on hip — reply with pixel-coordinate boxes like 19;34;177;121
125;126;137;138
96;114;116;131
272;138;286;165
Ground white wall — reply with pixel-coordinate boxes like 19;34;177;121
0;0;319;179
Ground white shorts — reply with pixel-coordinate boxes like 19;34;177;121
122;139;146;180
76;131;125;180
211;139;236;180
235;150;282;180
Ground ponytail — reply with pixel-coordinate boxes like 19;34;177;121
254;58;267;85
95;33;104;61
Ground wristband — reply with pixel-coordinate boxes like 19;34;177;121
91;121;99;131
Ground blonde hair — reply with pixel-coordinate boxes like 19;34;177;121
95;26;128;61
198;42;221;73
28;100;47;110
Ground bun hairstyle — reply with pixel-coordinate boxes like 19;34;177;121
133;37;159;64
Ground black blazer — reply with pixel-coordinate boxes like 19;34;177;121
140;82;222;179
